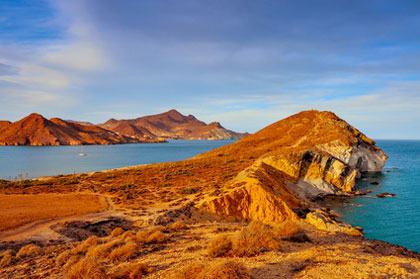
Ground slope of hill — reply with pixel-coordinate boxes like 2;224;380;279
0;121;11;130
0;113;160;146
99;109;247;140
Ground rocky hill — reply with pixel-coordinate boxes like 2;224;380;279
99;109;247;140
0;113;161;146
195;110;388;233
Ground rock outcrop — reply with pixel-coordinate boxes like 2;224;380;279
0;113;163;146
99;109;247;140
196;110;387;234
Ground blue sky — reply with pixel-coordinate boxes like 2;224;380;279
0;0;419;138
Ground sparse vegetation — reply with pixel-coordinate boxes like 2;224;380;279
180;187;197;194
208;221;281;257
170;260;252;279
168;221;187;231
0;250;13;268
64;257;106;279
16;244;41;258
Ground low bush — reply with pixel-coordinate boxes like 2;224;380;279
109;262;154;279
16;244;40;258
64;257;106;279
171;260;251;279
110;227;125;237
273;221;310;242
168;221;187;231
0;250;13;268
208;221;281;257
108;240;139;262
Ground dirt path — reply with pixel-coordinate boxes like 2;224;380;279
0;194;119;242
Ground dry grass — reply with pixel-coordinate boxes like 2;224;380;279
208;234;233;257
0;193;107;231
58;227;159;279
146;231;166;243
208;221;281;257
86;238;124;259
0;249;13;268
16;244;40;258
168;221;187;231
109;262;154;279
110;227;124;237
64;257;106;279
170;260;252;279
108;240;139;262
135;226;166;243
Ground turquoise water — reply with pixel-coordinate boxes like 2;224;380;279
327;140;420;252
0;140;234;179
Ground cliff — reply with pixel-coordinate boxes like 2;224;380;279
0;113;160;146
99;109;247;140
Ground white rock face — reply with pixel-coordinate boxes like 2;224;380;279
317;141;388;173
348;143;388;172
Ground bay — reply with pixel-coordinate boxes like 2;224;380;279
0;140;234;179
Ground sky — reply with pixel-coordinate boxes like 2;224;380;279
0;0;419;139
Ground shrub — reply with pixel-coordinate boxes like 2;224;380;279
135;226;165;243
16;244;41;258
146;231;166;243
72;236;99;256
231;221;280;256
121;230;136;241
110;227;125;237
86;239;124;259
273;221;309;242
56;250;72;266
207;234;232;257
273;221;301;238
208;221;281;257
0;250;13;268
168;221;187;231
171;260;252;279
109;262;154;279
108;240;139;262
180;188;197;194
64;257;106;279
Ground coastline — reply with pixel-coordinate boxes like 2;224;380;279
1;111;420;278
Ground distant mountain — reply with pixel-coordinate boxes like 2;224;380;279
0;113;162;146
99;109;247;140
66;120;94;126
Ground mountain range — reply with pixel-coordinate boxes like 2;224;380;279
0;110;247;146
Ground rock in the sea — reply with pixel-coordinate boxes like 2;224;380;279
376;192;397;198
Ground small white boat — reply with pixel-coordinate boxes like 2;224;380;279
79;146;87;156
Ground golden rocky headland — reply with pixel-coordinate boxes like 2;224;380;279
0;110;419;279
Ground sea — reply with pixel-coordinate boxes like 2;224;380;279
324;140;420;252
0;139;419;252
